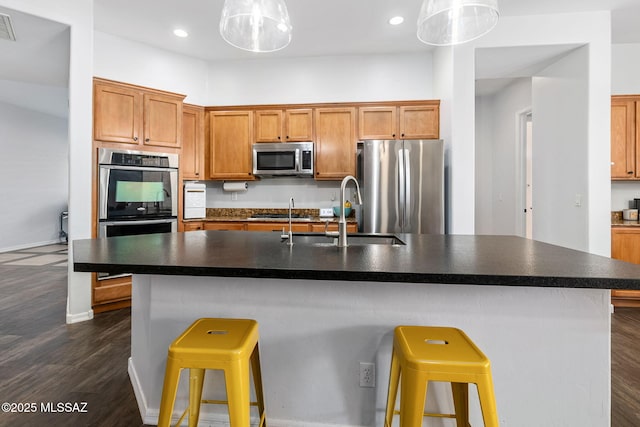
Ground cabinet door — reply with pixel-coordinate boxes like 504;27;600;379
181;105;205;180
359;107;397;139
255;110;283;142
204;222;246;231
285;109;314;141
143;93;182;148
611;227;640;306
314;107;357;180
612;227;640;263
309;223;357;232
399;105;439;139
247;222;309;232
94;82;142;144
183;221;204;231
610;100;636;179
208;111;254;180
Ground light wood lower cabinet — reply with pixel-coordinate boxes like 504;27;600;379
183;221;357;233
309;223;357;233
205;222;246;231
246;222;310;232
611;227;640;306
92;275;132;313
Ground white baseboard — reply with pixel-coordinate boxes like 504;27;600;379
0;239;65;253
128;358;150;423
65;309;93;324
128;358;370;427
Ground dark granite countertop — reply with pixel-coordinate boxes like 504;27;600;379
73;231;640;290
183;208;356;223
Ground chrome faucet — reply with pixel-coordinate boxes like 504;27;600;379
333;175;362;247
287;197;294;246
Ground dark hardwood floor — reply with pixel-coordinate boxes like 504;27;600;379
0;258;638;426
0;264;145;427
612;306;640;426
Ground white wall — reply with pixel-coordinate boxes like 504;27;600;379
1;0;95;323
611;43;640;210
205;178;348;210
445;11;611;256
94;31;209;105
532;46;590;251
0;101;68;251
207;52;433;105
475;78;532;236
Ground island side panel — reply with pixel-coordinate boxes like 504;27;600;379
129;274;610;427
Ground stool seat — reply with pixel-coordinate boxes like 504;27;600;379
158;318;266;427
385;326;498;427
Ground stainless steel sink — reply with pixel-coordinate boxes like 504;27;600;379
284;233;406;246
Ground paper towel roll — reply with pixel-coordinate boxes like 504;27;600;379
222;181;248;192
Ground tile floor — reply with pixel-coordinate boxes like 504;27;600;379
0;244;68;267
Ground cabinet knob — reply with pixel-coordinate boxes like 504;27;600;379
133;136;138;141
628;171;634;175
278;136;281;140
145;138;150;142
392;134;396;137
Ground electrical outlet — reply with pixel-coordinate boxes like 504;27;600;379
359;362;375;388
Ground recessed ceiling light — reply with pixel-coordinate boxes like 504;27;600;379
173;29;189;38
388;16;404;26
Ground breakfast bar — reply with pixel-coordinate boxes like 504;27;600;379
73;231;640;427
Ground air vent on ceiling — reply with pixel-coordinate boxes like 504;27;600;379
0;13;16;42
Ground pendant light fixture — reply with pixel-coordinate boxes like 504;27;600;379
417;0;499;46
220;0;292;53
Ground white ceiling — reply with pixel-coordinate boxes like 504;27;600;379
1;0;640;116
92;0;640;62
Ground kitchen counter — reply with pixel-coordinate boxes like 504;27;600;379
71;232;638;427
73;231;640;290
182;207;357;223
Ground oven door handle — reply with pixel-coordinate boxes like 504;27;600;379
100;218;177;227
99;164;177;172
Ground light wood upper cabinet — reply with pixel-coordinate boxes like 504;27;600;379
94;78;184;148
359;103;440;140
611;97;638;179
143;93;183;147
207;111;254;180
94;82;142;144
181;105;205;180
314;107;357;180
285;109;314;141
359;106;398;139
255;108;313;142
398;105;439;139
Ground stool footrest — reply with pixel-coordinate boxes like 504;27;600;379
201;399;261;407
392;409;456;419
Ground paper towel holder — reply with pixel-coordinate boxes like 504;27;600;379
222;181;248;192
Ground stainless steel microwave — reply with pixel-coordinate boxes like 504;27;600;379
252;142;314;177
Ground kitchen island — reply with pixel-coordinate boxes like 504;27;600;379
73;231;640;427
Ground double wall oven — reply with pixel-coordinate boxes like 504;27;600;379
98;148;178;239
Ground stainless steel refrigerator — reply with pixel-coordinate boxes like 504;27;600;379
359;139;444;234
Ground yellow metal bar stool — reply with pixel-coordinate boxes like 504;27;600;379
157;318;267;427
384;326;498;427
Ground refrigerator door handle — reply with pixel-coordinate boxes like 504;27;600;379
403;148;411;231
397;148;405;229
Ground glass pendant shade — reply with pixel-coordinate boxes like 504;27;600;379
220;0;292;53
417;0;499;46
